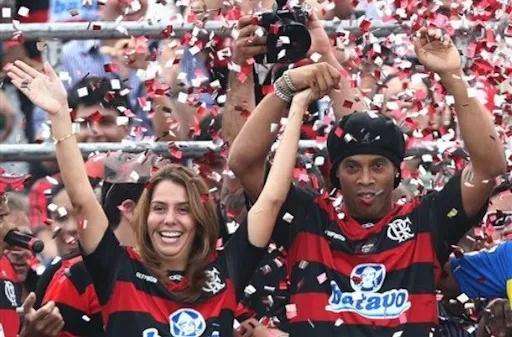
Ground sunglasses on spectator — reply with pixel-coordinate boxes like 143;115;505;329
485;210;512;229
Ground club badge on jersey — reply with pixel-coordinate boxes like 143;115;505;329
169;308;206;337
202;267;225;295
3;280;17;307
386;218;415;243
326;263;411;319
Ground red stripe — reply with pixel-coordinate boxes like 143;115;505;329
290;292;438;326
290;232;440;277
104;280;236;326
44;273;100;316
315;196;421;241
18;10;48;23
0;308;20;337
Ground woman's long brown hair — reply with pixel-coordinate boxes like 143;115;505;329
133;165;219;302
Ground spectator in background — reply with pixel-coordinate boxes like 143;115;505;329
0;89;16;143
27;76;131;229
2;192;47;317
47;185;79;259
31;0;153;142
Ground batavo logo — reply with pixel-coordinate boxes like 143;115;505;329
325;263;411;319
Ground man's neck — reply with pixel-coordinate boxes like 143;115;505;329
114;219;135;247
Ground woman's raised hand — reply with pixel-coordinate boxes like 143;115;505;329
7;60;68;116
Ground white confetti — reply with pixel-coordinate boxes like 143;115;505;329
457;293;469;304
129;171;140;182
110;79;121;90
47;203;58;212
310;52;322;63
17;6;29;17
282;212;294;223
226;221;239;234
2;8;11;18
244;284;256;296
77;87;89;98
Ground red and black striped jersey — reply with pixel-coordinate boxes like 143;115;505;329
0;256;22;337
82;218;265;337
39;255;104;337
273;174;486;337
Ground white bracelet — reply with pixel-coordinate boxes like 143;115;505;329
274;79;293;102
283;70;297;92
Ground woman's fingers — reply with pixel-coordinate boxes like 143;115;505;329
13;60;40;78
6;64;30;81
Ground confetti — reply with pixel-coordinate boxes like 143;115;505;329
457;293;470;304
17;6;29;17
317;272;327;284
447;208;458;218
77;87;89;98
282;212;294;223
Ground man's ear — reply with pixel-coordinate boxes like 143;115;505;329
119;199;137;221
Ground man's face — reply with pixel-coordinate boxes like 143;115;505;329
4;212;31;282
74;105;128;143
100;0;149;21
488;191;512;242
336;154;396;219
0;193;10;224
382;77;435;131
51;190;79;257
0;194;10;257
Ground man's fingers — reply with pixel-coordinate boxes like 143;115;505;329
237;15;256;29
41;307;64;336
241;46;268;58
21;292;36;315
238;35;267;47
238;25;267;41
32;301;56;321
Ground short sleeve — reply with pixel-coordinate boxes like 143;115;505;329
450;241;512;300
421;173;488;265
82;227;128;305
222;218;266;302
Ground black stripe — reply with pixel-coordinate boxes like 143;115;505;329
115;259;232;304
105;309;235;337
68;261;94;295
306;212;434;256
57;303;104;337
289;261;437;295
289;320;438;337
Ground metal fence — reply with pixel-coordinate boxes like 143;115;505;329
0;140;458;162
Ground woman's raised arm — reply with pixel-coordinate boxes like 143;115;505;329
7;61;108;254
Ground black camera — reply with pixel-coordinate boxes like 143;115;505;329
256;1;311;64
